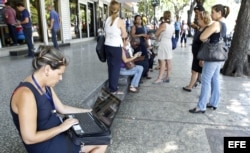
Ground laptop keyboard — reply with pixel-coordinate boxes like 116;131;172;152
74;113;104;134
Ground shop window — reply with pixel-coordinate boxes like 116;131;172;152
70;0;80;39
80;4;87;38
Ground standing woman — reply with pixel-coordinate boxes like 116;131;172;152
189;4;230;113
180;20;189;47
183;11;212;92
131;15;151;79
104;0;127;94
153;11;175;84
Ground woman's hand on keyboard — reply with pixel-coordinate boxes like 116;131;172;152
60;118;79;132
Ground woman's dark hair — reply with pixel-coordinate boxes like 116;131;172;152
163;11;171;24
212;4;230;18
134;15;142;25
32;46;69;70
5;2;10;5
16;2;25;7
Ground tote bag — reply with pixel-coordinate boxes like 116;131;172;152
197;21;228;61
197;38;228;61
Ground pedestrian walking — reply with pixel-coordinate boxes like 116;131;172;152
16;2;34;57
4;2;18;45
47;5;61;49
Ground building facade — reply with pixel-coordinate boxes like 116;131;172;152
0;0;110;48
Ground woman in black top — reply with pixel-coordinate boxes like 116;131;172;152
189;4;230;113
183;11;211;92
131;15;151;79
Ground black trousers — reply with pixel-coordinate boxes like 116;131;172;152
105;45;122;92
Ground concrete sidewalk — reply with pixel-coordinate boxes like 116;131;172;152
107;41;250;153
1;38;250;153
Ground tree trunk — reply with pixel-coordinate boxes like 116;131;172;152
221;0;250;76
187;0;197;37
196;0;205;5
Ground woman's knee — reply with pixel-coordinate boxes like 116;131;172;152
137;65;144;72
81;145;107;153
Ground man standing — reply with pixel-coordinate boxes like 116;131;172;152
16;2;34;57
174;16;181;43
4;2;18;45
48;5;60;49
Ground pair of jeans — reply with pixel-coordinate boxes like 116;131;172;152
51;28;59;49
180;33;187;44
23;27;34;56
175;30;180;42
197;61;222;110
105;45;122;92
134;58;149;78
7;24;17;44
120;65;143;87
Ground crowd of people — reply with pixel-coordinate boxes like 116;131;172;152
104;1;230;115
2;2;60;57
9;0;230;152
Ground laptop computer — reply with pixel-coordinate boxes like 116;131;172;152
64;88;121;138
64;112;109;137
92;88;121;127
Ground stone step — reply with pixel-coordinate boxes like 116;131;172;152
9;43;71;56
9;49;27;56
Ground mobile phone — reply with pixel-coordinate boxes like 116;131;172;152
138;51;142;56
72;124;84;136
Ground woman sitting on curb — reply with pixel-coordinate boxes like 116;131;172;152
120;37;144;93
10;46;107;153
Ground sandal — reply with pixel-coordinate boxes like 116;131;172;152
154;67;160;70
183;86;192;92
153;79;163;84
111;91;124;95
129;87;138;93
189;108;205;114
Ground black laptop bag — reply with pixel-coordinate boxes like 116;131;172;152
66;127;111;145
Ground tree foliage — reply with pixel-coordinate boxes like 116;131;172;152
137;0;189;21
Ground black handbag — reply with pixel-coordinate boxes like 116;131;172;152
197;38;228;61
96;35;106;62
197;22;228;61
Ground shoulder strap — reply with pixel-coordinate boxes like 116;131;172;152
218;21;227;41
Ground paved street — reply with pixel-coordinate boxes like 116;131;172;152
1;38;250;153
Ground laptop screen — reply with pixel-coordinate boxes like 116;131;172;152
92;88;121;127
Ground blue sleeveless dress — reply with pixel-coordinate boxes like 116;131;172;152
134;25;148;59
10;82;80;153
